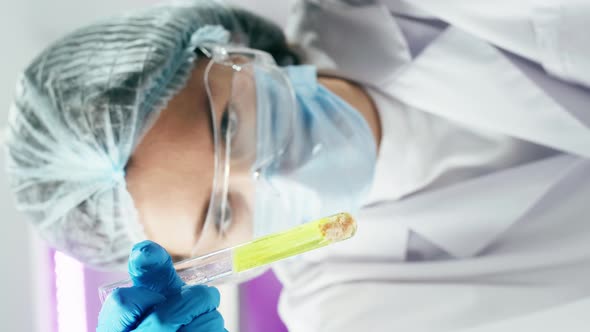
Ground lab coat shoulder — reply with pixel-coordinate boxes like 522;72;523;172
286;0;412;85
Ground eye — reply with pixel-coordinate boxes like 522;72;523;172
220;107;238;142
214;200;233;236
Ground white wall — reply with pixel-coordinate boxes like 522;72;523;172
0;4;47;327
0;0;288;331
0;154;36;332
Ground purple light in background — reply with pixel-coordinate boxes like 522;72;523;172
47;248;59;332
55;251;88;332
83;267;128;331
240;269;288;332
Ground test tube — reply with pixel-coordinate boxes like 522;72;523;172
99;212;356;302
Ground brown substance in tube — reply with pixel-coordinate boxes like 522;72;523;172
320;213;357;242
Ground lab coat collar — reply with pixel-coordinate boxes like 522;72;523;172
385;27;590;158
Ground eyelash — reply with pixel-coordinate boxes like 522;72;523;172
220;106;238;142
214;194;233;236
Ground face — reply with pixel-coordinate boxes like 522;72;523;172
125;58;254;261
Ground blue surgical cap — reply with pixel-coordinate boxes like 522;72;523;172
4;1;237;269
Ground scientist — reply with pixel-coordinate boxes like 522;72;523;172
5;0;590;331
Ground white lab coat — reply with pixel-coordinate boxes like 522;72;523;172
273;1;590;331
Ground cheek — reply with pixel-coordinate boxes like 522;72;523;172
124;60;220;258
223;180;255;250
124;117;215;257
126;168;204;257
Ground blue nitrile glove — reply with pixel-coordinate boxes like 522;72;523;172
97;241;227;332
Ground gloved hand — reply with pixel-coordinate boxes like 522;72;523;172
97;241;227;332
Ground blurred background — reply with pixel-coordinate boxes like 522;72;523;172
0;1;290;331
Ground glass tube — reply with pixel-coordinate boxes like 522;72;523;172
99;212;356;303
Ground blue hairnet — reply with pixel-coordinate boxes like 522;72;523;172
4;1;241;269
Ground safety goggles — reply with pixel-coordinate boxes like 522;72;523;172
192;44;296;254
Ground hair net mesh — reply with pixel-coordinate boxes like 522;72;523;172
2;0;268;270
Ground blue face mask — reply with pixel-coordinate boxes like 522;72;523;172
253;65;377;236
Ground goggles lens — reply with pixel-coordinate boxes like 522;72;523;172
193;46;296;255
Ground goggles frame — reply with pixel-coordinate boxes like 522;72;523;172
192;44;296;255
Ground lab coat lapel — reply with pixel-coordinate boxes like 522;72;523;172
383;0;539;61
385;27;590;158
380;26;590;258
395;155;580;258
